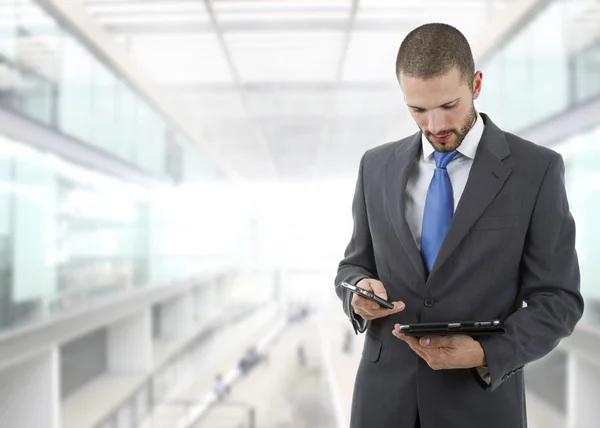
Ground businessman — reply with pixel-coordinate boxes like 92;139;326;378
335;23;583;428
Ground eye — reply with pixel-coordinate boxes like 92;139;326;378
412;108;425;114
442;104;457;110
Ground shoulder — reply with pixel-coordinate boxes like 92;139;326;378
503;131;563;172
504;132;561;165
361;131;419;168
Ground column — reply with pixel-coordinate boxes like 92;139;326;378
108;309;153;372
567;352;600;428
204;280;219;320
0;348;60;428
159;292;193;339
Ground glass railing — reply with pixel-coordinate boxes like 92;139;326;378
0;0;222;181
92;303;266;428
0;132;235;334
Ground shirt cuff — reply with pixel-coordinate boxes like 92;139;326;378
345;289;368;334
475;365;491;385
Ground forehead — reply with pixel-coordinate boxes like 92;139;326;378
400;67;467;108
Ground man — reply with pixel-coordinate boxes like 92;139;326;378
334;23;583;428
212;373;229;402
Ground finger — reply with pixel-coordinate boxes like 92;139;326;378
353;302;379;313
354;307;374;320
389;301;406;314
370;302;405;316
392;328;431;361
367;301;405;316
355;298;404;316
352;294;380;311
369;281;388;301
392;329;405;341
419;335;455;348
360;303;403;320
392;323;404;336
403;335;421;348
392;326;420;347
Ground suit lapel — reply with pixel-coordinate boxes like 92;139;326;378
428;114;512;278
384;132;426;282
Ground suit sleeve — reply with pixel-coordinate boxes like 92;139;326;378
477;153;584;391
335;154;378;334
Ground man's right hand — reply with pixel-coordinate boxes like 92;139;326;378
351;278;405;321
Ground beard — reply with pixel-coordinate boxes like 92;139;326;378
424;105;477;152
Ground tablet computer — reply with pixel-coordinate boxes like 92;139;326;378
398;320;505;336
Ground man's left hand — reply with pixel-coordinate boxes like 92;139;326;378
392;324;486;370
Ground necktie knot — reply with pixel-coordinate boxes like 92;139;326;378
434;150;458;169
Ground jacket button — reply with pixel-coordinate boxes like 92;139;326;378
423;297;435;307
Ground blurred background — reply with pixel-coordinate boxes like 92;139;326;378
0;0;598;427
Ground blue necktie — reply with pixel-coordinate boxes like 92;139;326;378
421;150;458;273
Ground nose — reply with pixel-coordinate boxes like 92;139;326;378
428;111;447;135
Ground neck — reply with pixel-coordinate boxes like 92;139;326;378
470;110;478;129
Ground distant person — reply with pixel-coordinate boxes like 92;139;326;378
212;373;229;401
238;346;260;374
288;304;309;323
334;23;583;428
296;342;306;366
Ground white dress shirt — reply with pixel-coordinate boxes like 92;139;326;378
405;113;485;249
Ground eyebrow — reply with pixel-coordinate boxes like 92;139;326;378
407;98;460;110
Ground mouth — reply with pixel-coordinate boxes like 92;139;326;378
431;133;453;143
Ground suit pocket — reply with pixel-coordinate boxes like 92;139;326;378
362;332;382;363
471;215;520;231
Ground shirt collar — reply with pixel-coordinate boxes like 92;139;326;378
421;112;485;161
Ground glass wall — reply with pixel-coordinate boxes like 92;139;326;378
475;0;600;330
0;0;223;181
0;133;238;333
477;0;600;133
554;125;600;328
572;39;600;105
471;0;600;334
0;0;231;332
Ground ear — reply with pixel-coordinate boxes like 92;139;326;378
472;71;483;100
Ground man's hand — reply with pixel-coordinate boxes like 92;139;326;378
351;278;405;321
392;324;486;370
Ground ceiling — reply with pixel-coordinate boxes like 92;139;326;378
80;0;511;180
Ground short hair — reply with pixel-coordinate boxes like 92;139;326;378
396;23;475;88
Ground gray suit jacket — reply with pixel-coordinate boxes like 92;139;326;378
335;113;583;428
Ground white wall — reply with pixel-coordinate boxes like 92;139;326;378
108;310;153;372
0;348;60;428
